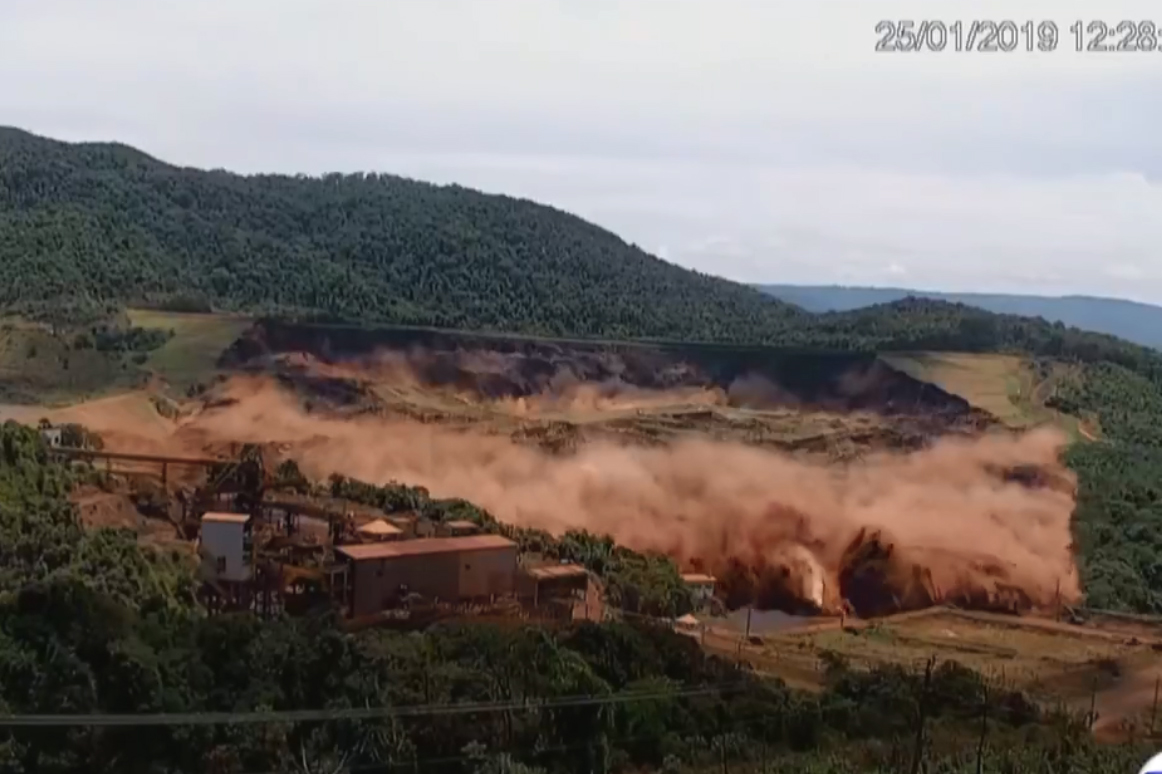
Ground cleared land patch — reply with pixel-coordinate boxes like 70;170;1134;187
880;352;1086;438
707;607;1162;734
0;318;140;404
126;309;252;391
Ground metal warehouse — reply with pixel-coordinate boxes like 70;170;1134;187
336;534;518;617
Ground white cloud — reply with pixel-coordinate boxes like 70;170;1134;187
2;0;1161;302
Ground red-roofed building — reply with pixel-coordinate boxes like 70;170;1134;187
335;534;518;616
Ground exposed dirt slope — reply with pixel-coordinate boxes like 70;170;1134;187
9;319;1083;620
221;320;991;417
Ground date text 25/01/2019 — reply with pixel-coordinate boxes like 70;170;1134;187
876;20;1162;53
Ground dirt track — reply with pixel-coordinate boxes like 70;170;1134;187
1092;660;1162;739
688;605;1162;738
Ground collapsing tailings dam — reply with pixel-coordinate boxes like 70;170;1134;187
72;365;1081;619
219;319;994;424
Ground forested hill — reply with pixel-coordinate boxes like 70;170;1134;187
761;283;1162;350
0;126;804;341
4;126;1162;379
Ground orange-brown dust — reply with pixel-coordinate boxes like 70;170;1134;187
64;375;1082;617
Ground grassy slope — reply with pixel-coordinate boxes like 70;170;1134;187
0;318;143;404
125;309;251;391
880;352;1088;438
0;310;249;405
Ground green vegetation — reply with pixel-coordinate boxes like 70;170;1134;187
125;309;252;392
0;127;803;342
0;423;1147;773
0;319;161;404
1048;364;1162;612
879;352;1080;435
4;127;1162;369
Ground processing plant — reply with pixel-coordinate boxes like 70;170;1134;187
51;441;604;627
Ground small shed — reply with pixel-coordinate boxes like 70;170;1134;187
675;613;702;638
199;512;253;582
519;563;590;605
39;426;64;448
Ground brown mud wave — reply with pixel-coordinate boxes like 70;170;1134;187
45;371;1078;618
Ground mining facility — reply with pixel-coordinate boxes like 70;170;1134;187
50;441;615;628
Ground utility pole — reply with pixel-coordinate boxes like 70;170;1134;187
909;657;935;774
1151;676;1160;736
975;682;989;774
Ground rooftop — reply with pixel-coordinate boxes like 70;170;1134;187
524;564;589;580
335;534;517;561
202;511;251;525
444;519;479;530
356;519;403;536
680;573;717;585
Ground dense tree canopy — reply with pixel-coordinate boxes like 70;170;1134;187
1048;363;1162;612
0;127;808;340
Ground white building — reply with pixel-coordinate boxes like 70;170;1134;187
199;512;253;582
39;426;63;448
680;573;717;604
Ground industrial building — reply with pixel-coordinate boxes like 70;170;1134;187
199;512;254;582
517;563;592;620
681;573;717;605
336;534;519;617
519;563;589;603
39;425;63;448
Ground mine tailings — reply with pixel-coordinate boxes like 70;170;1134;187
219;318;990;420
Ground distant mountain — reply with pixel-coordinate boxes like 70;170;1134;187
759;285;1162;350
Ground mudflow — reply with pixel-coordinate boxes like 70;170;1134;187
55;373;1081;618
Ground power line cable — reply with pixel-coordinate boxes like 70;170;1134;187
0;681;746;728
240;696;779;774
244;730;682;774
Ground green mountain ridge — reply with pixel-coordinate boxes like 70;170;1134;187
5;126;1162;375
0;125;807;342
760;283;1162;350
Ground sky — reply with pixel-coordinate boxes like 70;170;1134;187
3;0;1162;303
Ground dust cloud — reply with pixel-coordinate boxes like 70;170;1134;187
269;350;729;415
48;374;1082;617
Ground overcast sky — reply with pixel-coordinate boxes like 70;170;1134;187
3;1;1162;303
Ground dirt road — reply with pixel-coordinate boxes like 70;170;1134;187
1091;657;1162;740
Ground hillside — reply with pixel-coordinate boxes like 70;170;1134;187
0;126;804;341
6;127;1162;370
6;127;1162;619
7;129;1162;770
761;284;1162;350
